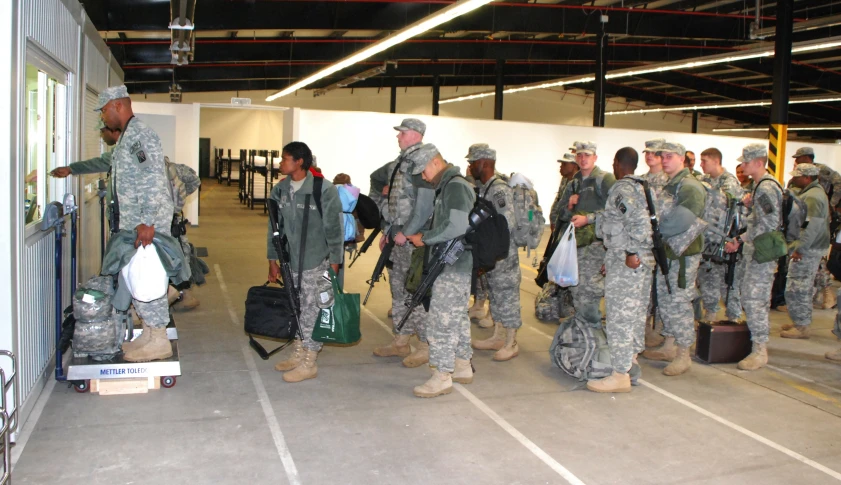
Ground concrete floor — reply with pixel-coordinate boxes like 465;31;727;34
11;181;841;485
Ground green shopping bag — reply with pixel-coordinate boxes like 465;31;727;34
312;268;361;344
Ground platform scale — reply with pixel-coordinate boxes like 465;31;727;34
48;192;182;394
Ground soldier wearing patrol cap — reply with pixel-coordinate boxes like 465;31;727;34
640;138;668;348
464;143;499;329
780;163;830;340
467;145;523;362
371;118;436;368
94;85;179;363
549;152;580;231
724;143;782;371
405;144;476;398
642;141;706;376
562;141;616;332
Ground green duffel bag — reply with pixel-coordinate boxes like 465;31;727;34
312;268;361;344
753;230;787;264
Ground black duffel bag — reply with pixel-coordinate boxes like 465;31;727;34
244;282;299;359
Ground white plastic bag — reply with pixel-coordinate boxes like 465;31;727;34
547;225;579;287
120;244;168;302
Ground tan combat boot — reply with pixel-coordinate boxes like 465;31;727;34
373;334;412;357
737;342;768;371
123;327;172;362
472;322;506;351
402;340;429;368
781;325;811;339
167;286;180;306
642;336;677;361
121;321;152;354
172;289;199;311
663;345;692;376
468;299;488;320
825;348;841;362
452;358;473;384
477;313;494;329
274;340;304;372
413;369;453;398
283;349;318;382
493;328;519;361
823;287;837;309
586;371;631;393
645;317;665;348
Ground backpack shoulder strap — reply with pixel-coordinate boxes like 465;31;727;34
313;176;323;217
480;177;501;199
629;178;656;217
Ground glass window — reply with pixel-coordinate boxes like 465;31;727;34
24;63;68;225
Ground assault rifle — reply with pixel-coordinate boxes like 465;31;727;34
396;204;492;331
722;199;743;306
363;231;393;305
640;181;671;294
348;226;381;269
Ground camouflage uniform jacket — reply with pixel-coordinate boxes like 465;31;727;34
479;176;518;252
266;171;345;270
166;161;201;213
421;165;476;274
69;152;114;220
549;176;574;226
792;180;830;254
703;170;744;199
816;162;841;208
745;175;783;243
641;170;669;197
557;166;616;225
596;175;654;254
383;143;435;237
111;117;173;233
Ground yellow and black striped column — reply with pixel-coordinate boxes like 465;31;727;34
768;124;787;183
768;0;793;184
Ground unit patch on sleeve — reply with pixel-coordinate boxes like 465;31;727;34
494;191;506;208
129;141;147;163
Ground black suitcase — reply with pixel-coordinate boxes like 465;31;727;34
244;283;299;359
696;321;752;364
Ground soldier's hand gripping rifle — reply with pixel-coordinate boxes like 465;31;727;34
266;199;304;342
395;204;492;331
639;181;671;294
363;231;393;305
722;199;743;307
348;225;381;269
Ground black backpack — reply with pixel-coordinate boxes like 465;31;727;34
354;193;380;229
465;179;510;272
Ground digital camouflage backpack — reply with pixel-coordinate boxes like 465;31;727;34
534;282;574;322
509;177;545;254
549;319;613;381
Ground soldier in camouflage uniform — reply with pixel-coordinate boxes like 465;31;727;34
562;142;616;330
736;163;755;194
724;144;782;371
94;86;176;363
781;164;830;339
588;147;653;393
640;139;668;348
405;144;476;398
550;152;580;231
464;144;492;326
698;147;745;321
268;142;344;383
793;147;840;309
371;119;436;367
642;142;705;376
684;150;703;179
467;145;523;361
165;158;204;310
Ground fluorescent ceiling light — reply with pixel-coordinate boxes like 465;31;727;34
711;128;769;132
713;126;841;132
604;95;841;116
265;0;496;102
439;35;841;104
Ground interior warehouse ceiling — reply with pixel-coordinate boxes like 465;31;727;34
82;0;841;140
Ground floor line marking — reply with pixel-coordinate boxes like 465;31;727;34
10;377;56;470
638;378;841;481
766;364;841;395
215;264;301;485
365;307;586;484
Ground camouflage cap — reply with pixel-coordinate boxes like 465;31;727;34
791;163;819;177
642;138;666;153
466;145;496;162
792;146;815;158
408;143;441;175
393;118;426;136
574;141;597;155
93;85;130;111
736;143;767;162
659;141;686;156
465;143;489;158
557;153;577;164
569;141;581;151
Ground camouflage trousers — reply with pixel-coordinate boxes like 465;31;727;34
570;241;606;329
115;273;169;329
486;249;522;330
698;258;744;319
474;274;489;303
815;257;832;291
388;243;426;340
292;259;330;352
605;249;653;373
427;271;472;373
657;254;702;347
785;251;823;327
740;244;777;343
834;287;841;339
